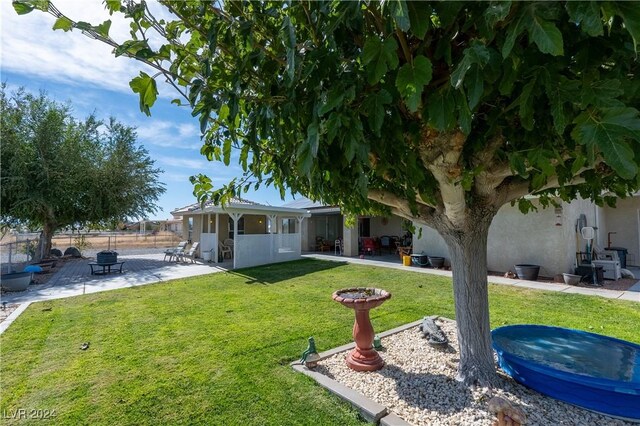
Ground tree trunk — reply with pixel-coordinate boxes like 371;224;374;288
37;221;56;261
438;212;497;386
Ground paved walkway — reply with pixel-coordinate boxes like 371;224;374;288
3;252;638;306
1;254;232;304
303;253;640;302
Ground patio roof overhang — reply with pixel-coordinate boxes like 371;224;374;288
171;201;310;218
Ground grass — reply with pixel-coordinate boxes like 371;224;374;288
1;259;638;425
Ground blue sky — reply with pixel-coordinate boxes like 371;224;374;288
1;1;296;220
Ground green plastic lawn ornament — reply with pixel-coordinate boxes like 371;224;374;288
300;337;321;368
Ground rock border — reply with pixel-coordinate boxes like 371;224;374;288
291;317;455;425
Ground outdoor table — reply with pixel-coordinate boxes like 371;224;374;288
89;262;125;275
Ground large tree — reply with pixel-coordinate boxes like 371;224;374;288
1;87;165;259
15;1;640;384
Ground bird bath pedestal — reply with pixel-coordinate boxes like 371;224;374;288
332;287;391;371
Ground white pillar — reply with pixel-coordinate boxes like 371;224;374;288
343;222;359;257
268;214;278;234
297;216;305;257
215;213;220;263
229;212;243;269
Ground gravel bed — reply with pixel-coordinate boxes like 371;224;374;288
0;303;20;324
317;319;632;425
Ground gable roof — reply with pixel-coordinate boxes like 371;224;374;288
171;197;309;217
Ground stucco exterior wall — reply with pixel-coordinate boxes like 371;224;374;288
413;198;602;275
603;197;640;266
219;214;230;240
192;215;203;245
412;225;448;259
369;215;405;238
244;214;267;234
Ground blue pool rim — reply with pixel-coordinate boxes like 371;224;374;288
492;324;640;421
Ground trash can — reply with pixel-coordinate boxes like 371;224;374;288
605;247;628;269
202;250;212;262
402;255;411;266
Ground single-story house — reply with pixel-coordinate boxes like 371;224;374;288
283;198;411;256
171;198;310;269
289;195;639;276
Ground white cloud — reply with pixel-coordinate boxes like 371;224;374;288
161;172;193;183
156;155;208;170
1;0;176;98
134;119;202;149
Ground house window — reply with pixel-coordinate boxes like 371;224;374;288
282;218;296;234
228;217;245;239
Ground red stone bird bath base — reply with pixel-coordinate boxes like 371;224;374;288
332;287;391;371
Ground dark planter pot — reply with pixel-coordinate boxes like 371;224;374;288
1;272;32;291
410;254;429;267
428;256;445;268
97;251;118;264
515;264;540;281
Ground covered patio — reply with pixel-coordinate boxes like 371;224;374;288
172;198;310;269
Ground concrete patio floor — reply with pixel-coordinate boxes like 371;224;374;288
304;253;640;302
1;253;232;304
3;251;637;307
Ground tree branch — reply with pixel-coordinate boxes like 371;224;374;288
418;128;467;227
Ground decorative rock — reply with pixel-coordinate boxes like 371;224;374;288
64;247;81;257
316;319;629;426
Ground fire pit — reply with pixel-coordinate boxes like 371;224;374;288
332;287;391;371
97;250;118;264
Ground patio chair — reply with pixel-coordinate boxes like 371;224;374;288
219;241;233;259
179;242;200;263
380;235;393;254
362;238;380;256
316;236;330;252
164;241;188;261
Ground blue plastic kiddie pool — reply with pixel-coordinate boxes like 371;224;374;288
492;325;640;421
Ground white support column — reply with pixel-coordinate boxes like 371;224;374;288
297;216;305;256
215;213;219;263
268;214;278;234
296;216;305;232
229;212;243;269
343;222;359;257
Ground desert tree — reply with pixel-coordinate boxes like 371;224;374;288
1;86;165;259
14;0;640;384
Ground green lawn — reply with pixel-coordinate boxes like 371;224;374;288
1;259;638;425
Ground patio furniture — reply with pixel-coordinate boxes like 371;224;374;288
379;236;394;254
397;245;412;259
89;261;125;275
164;241;188;261
179;242;200;263
219;241;233;259
223;238;234;249
334;239;343;255
316;236;330;252
362;238;380;256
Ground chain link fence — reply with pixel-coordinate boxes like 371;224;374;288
1;231;182;273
